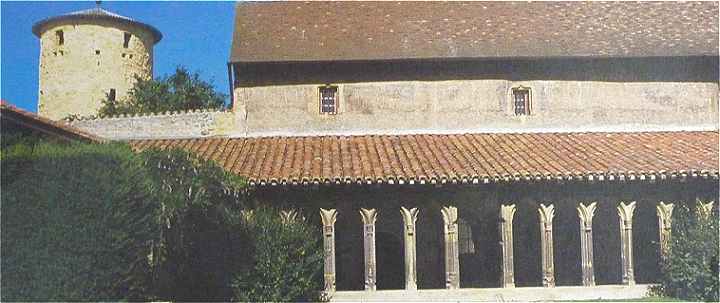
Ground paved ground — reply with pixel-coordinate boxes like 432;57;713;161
330;284;651;302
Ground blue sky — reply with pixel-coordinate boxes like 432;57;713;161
1;1;236;112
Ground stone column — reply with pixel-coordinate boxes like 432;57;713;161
656;202;674;258
320;208;338;293
577;202;597;286
499;204;516;288
538;204;555;287
617;201;637;286
359;208;378;291
240;209;254;224
400;207;419;290
441;206;460;289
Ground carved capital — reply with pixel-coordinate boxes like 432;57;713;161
697;199;715;219
240;209;254;224
360;208;378;225
320;208;338;226
280;209;302;224
501;204;517;223
400;207;419;227
577;202;598;229
441;206;458;226
538;203;555;230
617;201;637;229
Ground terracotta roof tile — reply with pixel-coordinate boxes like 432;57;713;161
231;1;718;62
129;131;719;186
1;101;103;143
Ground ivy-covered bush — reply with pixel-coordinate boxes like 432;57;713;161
1;142;161;301
231;207;323;302
655;201;719;302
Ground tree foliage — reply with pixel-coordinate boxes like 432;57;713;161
98;66;226;117
231;207;323;302
655;201;719;302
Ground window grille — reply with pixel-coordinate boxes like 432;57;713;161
123;33;131;48
319;85;338;114
513;87;531;115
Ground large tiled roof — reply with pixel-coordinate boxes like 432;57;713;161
230;1;719;63
32;7;162;43
129;131;719;186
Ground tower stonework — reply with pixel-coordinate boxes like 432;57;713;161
33;8;161;120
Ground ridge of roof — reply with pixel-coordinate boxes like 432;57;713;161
32;7;162;43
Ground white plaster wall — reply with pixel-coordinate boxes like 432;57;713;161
232;80;719;136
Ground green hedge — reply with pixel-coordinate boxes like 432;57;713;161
1;142;160;301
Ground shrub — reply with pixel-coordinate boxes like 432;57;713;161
140;148;249;301
655;201;719;302
1;142;161;301
231;207;323;302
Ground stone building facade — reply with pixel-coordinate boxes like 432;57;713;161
51;2;720;301
33;7;161;120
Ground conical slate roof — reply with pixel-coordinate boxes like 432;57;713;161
32;7;162;43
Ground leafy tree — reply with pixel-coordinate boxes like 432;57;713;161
98;67;226;116
654;201;719;302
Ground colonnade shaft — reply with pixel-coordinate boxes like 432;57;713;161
441;206;460;289
538;204;556;288
499;204;516;288
359;208;378;291
400;207;419;290
577;202;597;286
617;201;637;286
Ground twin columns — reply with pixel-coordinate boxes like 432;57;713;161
318;200;714;293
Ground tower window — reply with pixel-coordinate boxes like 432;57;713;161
95;50;100;55
108;89;116;101
319;85;338;114
512;86;531;116
55;30;64;45
123;32;131;48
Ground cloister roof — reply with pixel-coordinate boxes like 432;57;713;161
230;1;719;63
129;131;719;186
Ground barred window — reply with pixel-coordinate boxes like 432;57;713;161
512;87;531;115
319;85;338;114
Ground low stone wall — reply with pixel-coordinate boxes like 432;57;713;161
69;110;237;140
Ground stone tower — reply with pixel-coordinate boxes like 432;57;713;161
33;6;162;120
